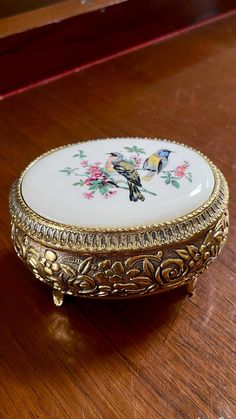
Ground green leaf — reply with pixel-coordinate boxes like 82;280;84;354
87;179;98;186
107;182;116;190
89;184;99;191
124;146;134;152
73;180;84;186
171;180;180;188
99;185;109;195
186;172;192;182
137;148;146;154
124;145;146;154
165;179;171;185
73;150;86;159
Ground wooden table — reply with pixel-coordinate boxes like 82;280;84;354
0;13;235;419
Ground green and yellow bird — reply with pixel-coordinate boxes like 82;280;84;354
142;149;172;182
106;152;145;202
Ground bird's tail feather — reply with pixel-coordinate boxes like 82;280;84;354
128;182;145;202
142;171;155;182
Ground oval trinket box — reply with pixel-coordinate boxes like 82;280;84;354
9;138;229;306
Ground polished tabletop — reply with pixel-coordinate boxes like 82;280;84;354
0;13;235;418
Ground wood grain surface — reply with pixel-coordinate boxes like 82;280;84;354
0;0;126;37
1;0;235;97
0;14;235;419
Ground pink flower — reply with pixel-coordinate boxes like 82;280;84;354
81;160;88;167
176;165;185;171
89;165;102;178
135;157;143;168
83;192;94;200
105;191;117;199
131;156;143;168
89;165;100;171
174;164;187;178
174;170;185;178
85;178;93;186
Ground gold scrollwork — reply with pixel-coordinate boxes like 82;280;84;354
11;210;229;300
11;223;28;260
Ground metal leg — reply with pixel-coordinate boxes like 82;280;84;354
53;289;64;306
185;277;197;295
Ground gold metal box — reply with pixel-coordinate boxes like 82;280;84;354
9;138;229;306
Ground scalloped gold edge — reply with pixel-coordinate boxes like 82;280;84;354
9;138;229;252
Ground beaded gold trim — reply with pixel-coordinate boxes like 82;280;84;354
9;138;229;252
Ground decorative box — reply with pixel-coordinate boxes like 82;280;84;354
9;138;229;306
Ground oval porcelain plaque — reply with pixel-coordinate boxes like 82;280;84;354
21;138;215;228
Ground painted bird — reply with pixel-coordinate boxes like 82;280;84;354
142;149;172;182
106;152;145;202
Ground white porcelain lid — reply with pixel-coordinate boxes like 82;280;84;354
21;138;215;229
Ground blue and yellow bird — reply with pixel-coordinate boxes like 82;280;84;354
142;149;172;182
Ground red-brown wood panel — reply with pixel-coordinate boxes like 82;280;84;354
0;0;235;97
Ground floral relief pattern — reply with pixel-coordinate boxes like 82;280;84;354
11;210;228;299
39;250;60;276
60;146;192;202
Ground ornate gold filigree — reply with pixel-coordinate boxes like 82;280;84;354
11;210;229;300
11;223;28;260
